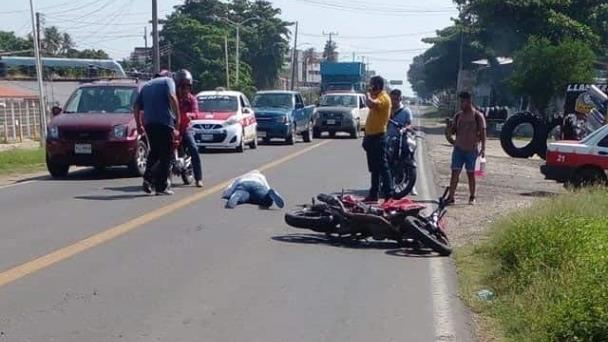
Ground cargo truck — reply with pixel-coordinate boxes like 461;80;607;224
320;62;367;94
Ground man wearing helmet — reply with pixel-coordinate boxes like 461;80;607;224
174;69;203;188
134;69;180;195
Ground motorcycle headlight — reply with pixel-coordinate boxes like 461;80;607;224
225;117;240;126
112;124;128;138
48;126;59;139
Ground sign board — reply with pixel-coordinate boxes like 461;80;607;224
389;80;403;85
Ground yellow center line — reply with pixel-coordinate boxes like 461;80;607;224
0;140;332;288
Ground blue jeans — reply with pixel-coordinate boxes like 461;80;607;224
451;146;478;172
181;128;203;181
227;181;274;208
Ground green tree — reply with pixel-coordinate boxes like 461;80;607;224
323;40;337;61
511;37;595;114
0;31;30;53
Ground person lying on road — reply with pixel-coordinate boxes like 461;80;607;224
222;170;285;209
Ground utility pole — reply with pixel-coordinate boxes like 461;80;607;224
290;21;299;90
322;31;338;61
224;35;230;88
235;25;240;85
35;12;42;53
152;0;160;74
29;0;47;147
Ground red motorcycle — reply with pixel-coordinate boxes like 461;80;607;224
284;188;452;256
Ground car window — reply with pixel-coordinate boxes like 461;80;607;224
598;134;608;148
359;96;366;108
252;93;293;108
243;95;252;108
320;95;358;107
295;94;304;107
64;86;137;114
197;95;238;112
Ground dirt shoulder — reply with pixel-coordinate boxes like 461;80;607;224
420;117;563;247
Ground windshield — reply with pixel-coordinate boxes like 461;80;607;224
252;93;293;109
581;125;608;144
320;95;357;107
198;95;238;112
64;86;137;114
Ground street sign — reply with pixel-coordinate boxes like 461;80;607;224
389;80;403;85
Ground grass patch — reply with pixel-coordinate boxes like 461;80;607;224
456;189;608;342
0;147;45;175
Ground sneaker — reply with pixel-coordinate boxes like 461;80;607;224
156;188;175;196
411;187;419;196
267;189;285;208
445;197;455;206
142;180;153;194
195;180;203;188
225;193;240;209
468;196;476;205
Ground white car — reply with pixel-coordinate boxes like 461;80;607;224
314;92;369;138
191;90;258;152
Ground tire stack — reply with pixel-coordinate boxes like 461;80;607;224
499;112;562;160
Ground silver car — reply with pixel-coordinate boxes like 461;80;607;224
313;93;369;139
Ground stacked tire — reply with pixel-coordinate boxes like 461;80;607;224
499;112;552;159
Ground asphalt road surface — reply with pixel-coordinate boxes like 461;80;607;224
0;116;473;341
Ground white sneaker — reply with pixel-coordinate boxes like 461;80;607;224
156;189;175;196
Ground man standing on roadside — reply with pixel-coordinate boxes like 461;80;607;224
447;91;486;205
133;70;181;196
363;76;394;202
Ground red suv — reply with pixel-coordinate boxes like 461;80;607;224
46;80;148;178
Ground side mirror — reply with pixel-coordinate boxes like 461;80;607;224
242;107;252;114
295;103;304;109
315;101;320;107
51;106;62;116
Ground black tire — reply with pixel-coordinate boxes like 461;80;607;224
46;155;69;178
236;132;245;153
536;117;562;160
567;167;607;189
329;131;336;139
302;122;313;143
499;112;543;158
393;166;417;199
249;135;258;149
284;205;336;232
349;120;361;139
286;124;296;145
313;128;321;139
128;139;148;176
181;168;194;185
404;216;452;256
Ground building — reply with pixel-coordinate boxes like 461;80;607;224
281;49;323;89
130;47;151;65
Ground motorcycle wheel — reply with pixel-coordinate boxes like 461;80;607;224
403;216;452;256
181;167;194;185
284;204;337;232
393;165;417;199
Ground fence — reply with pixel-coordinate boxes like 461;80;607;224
0;97;42;143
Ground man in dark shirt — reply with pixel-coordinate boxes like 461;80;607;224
133;70;181;195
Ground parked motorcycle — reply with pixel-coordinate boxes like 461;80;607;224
284;188;452;256
386;119;418;198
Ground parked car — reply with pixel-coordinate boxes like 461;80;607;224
252;90;315;144
540;124;608;187
314;92;369;138
45;80;147;178
191;90;257;152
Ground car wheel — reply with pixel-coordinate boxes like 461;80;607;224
46;154;69;178
313;128;321;139
249;135;258;149
236;131;245;153
302;121;313;143
128;139;148;176
349;120;360;139
286;124;296;145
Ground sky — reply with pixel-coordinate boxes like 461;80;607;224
0;0;458;96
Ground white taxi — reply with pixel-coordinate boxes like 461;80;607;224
191;90;258;152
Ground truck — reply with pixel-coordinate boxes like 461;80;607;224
320;62;367;94
252;90;316;144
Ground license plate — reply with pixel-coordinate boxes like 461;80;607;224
74;143;92;154
200;134;213;141
257;131;267;138
327;119;336;125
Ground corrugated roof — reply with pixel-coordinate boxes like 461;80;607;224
0;85;37;98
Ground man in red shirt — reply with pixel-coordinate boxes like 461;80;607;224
174;69;203;187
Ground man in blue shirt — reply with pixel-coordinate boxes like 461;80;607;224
133;70;181;195
387;89;418;195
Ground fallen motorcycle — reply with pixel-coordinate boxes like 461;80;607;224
284;188;452;256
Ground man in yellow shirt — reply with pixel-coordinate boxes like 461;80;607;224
362;76;394;201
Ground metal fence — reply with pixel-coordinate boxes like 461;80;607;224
0;97;42;143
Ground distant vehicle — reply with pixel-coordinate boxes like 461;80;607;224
314;92;369;139
541;124;608;187
191;90;257;153
252;90;316;144
45;80;147;178
320;62;367;94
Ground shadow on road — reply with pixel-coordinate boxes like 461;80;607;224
42;167;138;181
74;185;149;201
272;233;440;258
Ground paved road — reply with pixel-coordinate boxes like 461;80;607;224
0;118;473;341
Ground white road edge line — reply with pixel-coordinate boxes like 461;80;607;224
415;111;457;342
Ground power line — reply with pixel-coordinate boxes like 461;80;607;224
301;31;436;40
289;0;457;16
